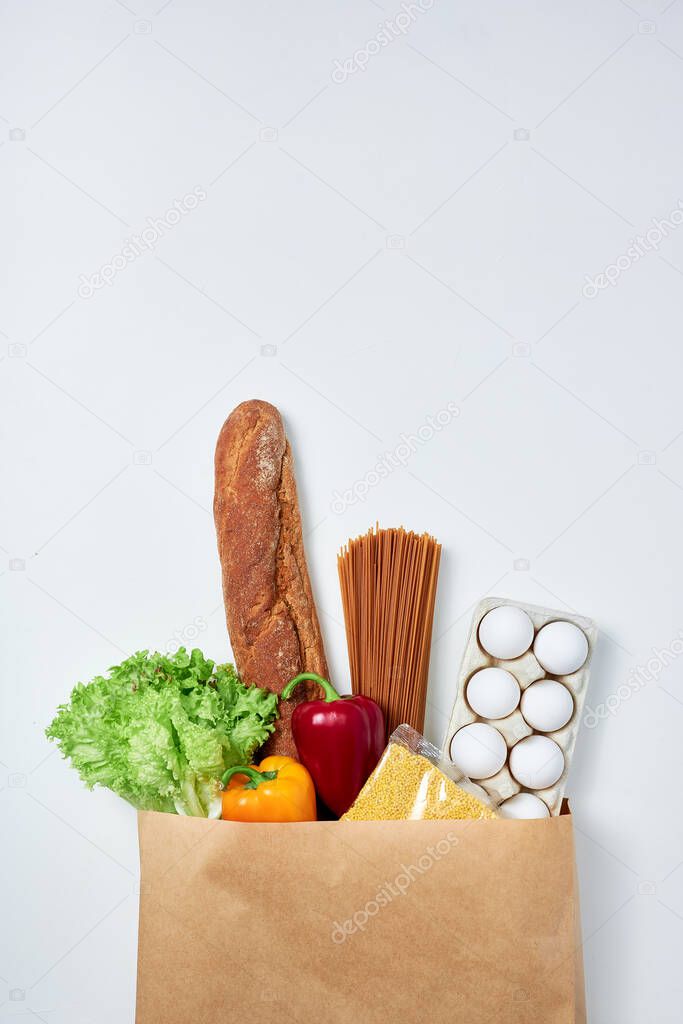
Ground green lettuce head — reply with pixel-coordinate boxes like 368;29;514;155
46;648;278;817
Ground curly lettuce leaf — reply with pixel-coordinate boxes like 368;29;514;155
46;648;278;816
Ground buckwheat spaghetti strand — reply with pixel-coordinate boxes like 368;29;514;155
401;535;428;726
411;544;438;729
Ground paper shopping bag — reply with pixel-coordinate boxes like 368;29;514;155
136;806;585;1023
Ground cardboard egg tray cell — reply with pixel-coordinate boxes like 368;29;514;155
444;597;597;816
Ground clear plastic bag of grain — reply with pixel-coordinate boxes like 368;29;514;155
342;724;499;821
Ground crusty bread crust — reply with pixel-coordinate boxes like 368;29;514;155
213;400;328;757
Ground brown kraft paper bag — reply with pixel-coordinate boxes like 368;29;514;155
136;805;586;1024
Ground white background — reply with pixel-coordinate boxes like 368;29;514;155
2;1;683;1021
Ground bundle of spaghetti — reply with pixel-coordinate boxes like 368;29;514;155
338;526;441;736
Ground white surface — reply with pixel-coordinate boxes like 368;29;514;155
2;2;683;1021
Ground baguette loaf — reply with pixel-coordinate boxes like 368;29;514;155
213;400;328;758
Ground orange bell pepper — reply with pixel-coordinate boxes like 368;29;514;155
221;755;317;822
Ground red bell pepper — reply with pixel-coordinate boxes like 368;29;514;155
281;673;386;817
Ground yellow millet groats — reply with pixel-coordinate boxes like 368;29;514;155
342;743;497;821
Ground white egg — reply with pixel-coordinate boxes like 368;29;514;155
521;679;574;732
499;793;550;819
449;723;508;780
478;605;534;660
533;621;588;675
466;667;520;720
509;735;564;789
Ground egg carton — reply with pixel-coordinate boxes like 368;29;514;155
444;597;597;817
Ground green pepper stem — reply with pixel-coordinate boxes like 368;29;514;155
281;673;340;704
221;765;278;790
